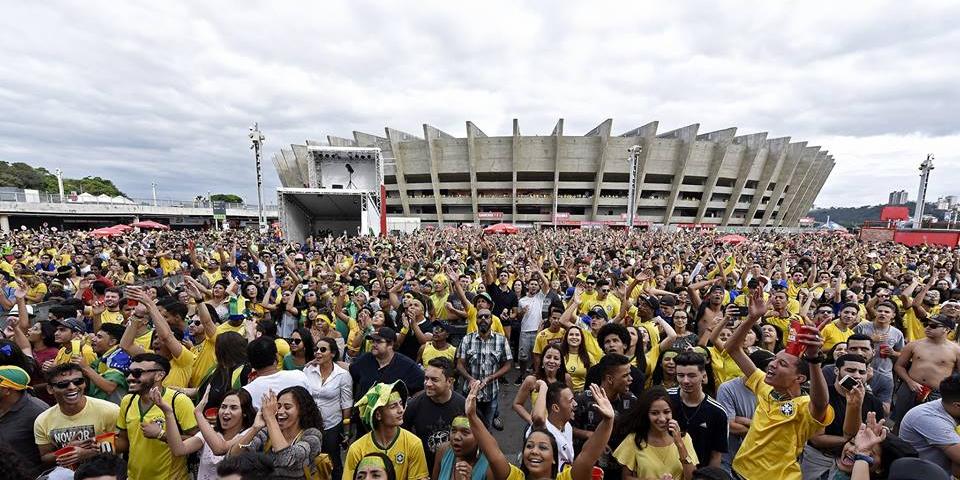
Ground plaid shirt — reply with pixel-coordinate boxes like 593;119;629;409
457;332;512;402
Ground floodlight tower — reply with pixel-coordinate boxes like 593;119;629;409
912;154;934;228
625;145;643;229
249;123;267;232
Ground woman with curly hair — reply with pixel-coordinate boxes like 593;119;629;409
229;386;324;479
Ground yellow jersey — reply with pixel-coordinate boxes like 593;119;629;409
343;428;429;480
117;388;197;480
732;370;834;480
162;347;196;389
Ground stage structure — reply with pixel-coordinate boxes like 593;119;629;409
276;146;385;240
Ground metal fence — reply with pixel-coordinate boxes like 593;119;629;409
0;190;275;211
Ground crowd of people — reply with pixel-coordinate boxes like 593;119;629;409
1;225;960;480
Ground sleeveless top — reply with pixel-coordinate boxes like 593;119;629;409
439;447;490;480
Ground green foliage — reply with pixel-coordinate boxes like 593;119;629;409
210;193;244;204
0;161;124;196
809;201;948;228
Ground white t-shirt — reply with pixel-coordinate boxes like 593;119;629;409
519;292;546;332
243;370;311;409
525;420;574;470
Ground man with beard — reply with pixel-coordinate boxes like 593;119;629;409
119;287;195;389
115;353;198;480
350;327;425;408
92;287;124;329
456;308;513;427
34;364;120;470
345;381;429;480
572;353;635;479
403;357;466;472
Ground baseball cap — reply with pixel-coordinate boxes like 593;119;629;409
432;321;449;332
640;295;660;312
929;315;957;331
367;326;397;343
887;457;947;480
588;306;608;319
7;303;35;318
659;296;677;307
51;317;86;333
475;292;493;306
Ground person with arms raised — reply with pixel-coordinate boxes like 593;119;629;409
724;286;834;480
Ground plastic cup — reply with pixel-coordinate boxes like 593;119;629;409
54;446;77;470
204;407;219;422
591;466;604;480
95;432;116;453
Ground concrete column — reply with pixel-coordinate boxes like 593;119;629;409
620;122;658;224
551;119;564;224
587;119;613;220
386;128;421;216
0;215;9;233
782;151;827;226
659;124;700;224
789;157;834;226
466;122;486;223
720;132;767;226
424;124;453;225
744;137;789;226
512;119;521;224
761;141;807;227
694;127;737;224
774;146;820;227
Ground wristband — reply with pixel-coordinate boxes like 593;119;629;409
342;418;351;426
853;453;874;465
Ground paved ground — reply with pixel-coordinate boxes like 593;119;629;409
491;377;527;459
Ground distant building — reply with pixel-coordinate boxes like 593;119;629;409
935;195;958;210
888;190;909;205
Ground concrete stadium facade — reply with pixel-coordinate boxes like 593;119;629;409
273;119;835;227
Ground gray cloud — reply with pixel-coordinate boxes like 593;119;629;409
0;1;957;208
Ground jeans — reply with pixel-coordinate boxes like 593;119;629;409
322;422;345;480
477;400;496;427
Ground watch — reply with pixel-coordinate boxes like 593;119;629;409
680;453;693;465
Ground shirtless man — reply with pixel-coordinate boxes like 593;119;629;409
893;315;960;422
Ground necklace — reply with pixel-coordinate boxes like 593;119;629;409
679;395;705;424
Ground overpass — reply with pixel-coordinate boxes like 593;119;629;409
0;191;278;231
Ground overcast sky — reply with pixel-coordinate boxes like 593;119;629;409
2;1;957;208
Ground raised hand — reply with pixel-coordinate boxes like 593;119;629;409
590;383;614;420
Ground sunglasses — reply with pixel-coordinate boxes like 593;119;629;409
288;338;302;345
52;377;86;389
317;346;329;353
190;320;202;326
127;368;163;378
477;314;492;319
817;310;833;315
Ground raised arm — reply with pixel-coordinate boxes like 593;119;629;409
130;287;183;358
465;381;512;480
724;287;767;378
569;385;616;480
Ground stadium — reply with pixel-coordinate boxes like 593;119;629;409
272;119;835;229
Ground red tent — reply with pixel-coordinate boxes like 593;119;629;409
131;220;170;230
717;234;748;244
483;223;519;235
92;227;122;237
112;224;133;231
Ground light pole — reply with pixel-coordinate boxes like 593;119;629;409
912;154;934;228
54;168;65;202
151;182;157;206
626;145;643;229
249;123;267;232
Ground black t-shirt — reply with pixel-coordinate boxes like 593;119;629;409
402;390;466;471
486;283;518;322
397;318;433;361
820;384;885;453
668;389;729;468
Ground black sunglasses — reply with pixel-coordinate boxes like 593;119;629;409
317;346;329;353
127;368;163;378
288;338;302;345
190;320;202;326
52;378;86;389
477;314;492;319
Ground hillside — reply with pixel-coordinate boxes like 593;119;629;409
809;201;948;227
0;161;124;197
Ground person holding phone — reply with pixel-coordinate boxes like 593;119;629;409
801;353;885;480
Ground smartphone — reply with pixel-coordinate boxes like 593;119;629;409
840;375;858;390
736;306;750;317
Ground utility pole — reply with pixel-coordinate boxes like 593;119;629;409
912;154;934;228
626;145;643;229
54;168;65;202
249;123;267;233
151;182;157;206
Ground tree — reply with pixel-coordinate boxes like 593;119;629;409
0;161;125;196
210;193;244;204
